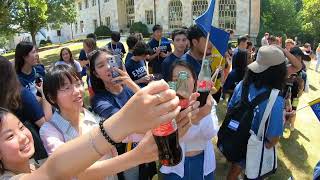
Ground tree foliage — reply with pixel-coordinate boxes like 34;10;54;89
300;0;320;43
94;26;112;38
259;0;320;47
259;0;300;40
0;0;76;45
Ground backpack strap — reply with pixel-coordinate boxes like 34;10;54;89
257;89;280;138
241;83;250;103
250;90;272;108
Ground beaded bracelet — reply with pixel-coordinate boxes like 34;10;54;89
99;120;117;146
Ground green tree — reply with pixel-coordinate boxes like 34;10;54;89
0;0;76;46
259;0;301;45
300;0;320;44
261;0;300;36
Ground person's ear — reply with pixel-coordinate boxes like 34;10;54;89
192;39;199;47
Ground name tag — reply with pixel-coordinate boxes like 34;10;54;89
228;120;240;131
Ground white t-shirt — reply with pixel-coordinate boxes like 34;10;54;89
55;60;82;73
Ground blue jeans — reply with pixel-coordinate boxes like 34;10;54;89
162;152;215;180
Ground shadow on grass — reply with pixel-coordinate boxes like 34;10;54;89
268;157;293;180
280;129;313;174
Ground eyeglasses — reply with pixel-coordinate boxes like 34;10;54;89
58;82;84;93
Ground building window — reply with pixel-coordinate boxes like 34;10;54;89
126;0;135;27
75;22;78;33
168;0;183;29
218;0;236;30
80;20;84;33
93;19;98;30
192;0;208;20
78;2;82;11
92;0;96;6
85;0;89;8
105;17;111;28
145;10;153;25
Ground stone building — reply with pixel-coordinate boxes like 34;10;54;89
70;0;260;40
8;0;260;48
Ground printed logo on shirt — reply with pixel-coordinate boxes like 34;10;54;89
132;66;147;78
153;45;168;53
26;81;37;96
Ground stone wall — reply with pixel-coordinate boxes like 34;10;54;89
48;0;261;43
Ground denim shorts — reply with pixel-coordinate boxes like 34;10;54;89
162;152;214;180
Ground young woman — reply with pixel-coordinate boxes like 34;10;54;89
161;60;218;180
90;50;198;180
15;41;45;97
40;64;120;179
55;47;82;77
227;45;286;180
0;79;181;179
0;56;51;162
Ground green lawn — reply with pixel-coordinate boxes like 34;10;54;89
17;42;320;179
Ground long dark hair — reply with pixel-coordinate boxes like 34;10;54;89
168;60;197;92
89;49;113;93
243;62;287;90
0;56;21;110
59;47;77;70
14;41;34;73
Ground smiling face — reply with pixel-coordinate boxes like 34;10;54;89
93;52;114;84
55;76;84;112
61;49;71;63
0;113;34;167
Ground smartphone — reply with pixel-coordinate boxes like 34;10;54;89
109;55;123;78
35;77;42;87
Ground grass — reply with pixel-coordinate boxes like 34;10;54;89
23;42;320;179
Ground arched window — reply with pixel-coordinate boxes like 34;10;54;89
192;0;208;20
126;0;134;27
218;0;236;30
168;0;183;29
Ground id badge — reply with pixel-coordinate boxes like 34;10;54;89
228;120;240;131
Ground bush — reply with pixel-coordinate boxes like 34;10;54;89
94;25;112;38
130;22;150;36
39;40;52;47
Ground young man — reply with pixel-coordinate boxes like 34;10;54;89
232;35;248;67
147;24;172;74
125;41;152;87
125;34;139;63
106;31;126;58
181;25;213;76
161;29;188;81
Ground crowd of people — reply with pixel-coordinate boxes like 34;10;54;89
0;23;318;180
